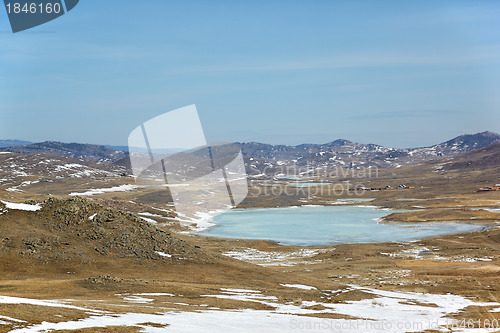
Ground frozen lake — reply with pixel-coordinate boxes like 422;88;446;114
199;206;485;246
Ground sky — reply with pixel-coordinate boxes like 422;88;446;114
1;0;500;148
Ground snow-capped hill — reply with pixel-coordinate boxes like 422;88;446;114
0;152;126;191
240;131;500;175
408;131;500;157
1;131;498;178
436;141;500;171
432;131;500;152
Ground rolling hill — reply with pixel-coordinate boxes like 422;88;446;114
1;132;499;176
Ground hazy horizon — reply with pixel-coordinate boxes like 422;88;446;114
2;129;498;151
2;1;500;148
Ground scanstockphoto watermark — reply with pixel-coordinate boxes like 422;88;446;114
260;163;380;180
128;105;249;220
251;181;371;197
289;318;500;331
127;105;379;216
289;318;446;332
3;0;80;33
251;164;380;197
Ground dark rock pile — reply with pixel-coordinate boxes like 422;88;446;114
1;197;212;264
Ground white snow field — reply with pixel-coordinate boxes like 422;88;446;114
2;285;499;332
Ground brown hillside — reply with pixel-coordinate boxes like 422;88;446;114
0;197;211;264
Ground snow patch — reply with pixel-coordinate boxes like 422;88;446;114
280;284;317;290
223;248;326;266
69;184;139;196
3;285;500;332
1;201;41;211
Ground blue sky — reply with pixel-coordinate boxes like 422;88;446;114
1;0;500;148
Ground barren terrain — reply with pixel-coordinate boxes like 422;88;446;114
0;147;499;332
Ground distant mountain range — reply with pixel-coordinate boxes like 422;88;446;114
239;131;500;174
1;131;499;174
1;141;127;163
0;139;32;148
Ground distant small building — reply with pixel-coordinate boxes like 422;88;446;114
478;185;500;192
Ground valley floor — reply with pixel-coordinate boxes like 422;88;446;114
0;205;499;332
0;168;499;332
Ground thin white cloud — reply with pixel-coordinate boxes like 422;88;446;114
164;45;500;75
350;109;460;120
